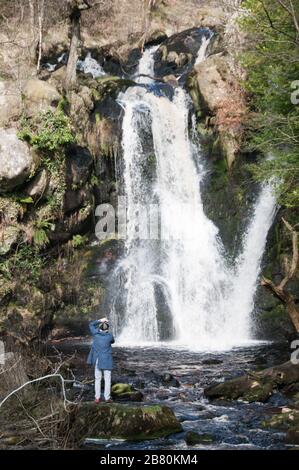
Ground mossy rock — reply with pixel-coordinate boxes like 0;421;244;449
111;384;143;401
61;402;182;445
89;76;136;100
205;361;299;403
112;383;133;395
204;375;273;403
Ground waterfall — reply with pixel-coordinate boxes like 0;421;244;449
77;52;106;78
110;42;276;350
195;32;213;64
228;184;277;340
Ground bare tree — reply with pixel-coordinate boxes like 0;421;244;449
64;0;108;91
261;218;299;332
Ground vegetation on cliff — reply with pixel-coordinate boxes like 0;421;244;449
241;0;299;209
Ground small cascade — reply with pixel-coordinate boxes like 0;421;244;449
77;52;106;78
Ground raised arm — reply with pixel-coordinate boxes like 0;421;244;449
89;320;100;335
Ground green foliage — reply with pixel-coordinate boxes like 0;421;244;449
71;234;88;248
18;109;75;152
32;220;54;248
0;245;45;283
240;0;299;208
18;196;34;204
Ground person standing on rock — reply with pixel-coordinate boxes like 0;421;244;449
87;317;115;403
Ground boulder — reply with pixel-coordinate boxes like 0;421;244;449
144;30;168;47
60;402;182;445
64;188;92;213
0;81;22;126
204;361;299;403
185;431;215;445
161;373;180;388
22;79;61;116
24;169;49;199
111;383;143;402
155;28;209;78
0;128;39;193
65;145;93;187
0;225;22;256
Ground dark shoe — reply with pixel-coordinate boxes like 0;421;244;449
105;399;113;403
95;398;102;404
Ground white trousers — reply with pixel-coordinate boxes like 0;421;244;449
95;360;111;400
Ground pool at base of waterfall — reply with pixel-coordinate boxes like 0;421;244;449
54;339;292;450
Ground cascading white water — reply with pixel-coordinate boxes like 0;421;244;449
228;184;277;340
195;33;212;64
112;42;276;350
45;51;106;77
77;52;106;78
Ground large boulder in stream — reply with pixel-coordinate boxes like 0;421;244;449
204;361;299;403
61;403;182;445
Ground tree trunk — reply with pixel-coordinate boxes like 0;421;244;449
261;218;299;333
0;353;32;401
64;8;82;91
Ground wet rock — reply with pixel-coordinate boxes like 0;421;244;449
60;402;182;445
155;28;209;79
161;373;180;388
64;188;92;213
111;383;143;402
205;375;273;403
286;428;299;445
23;79;61;116
0;128;39;193
205;361;299;403
65;145;93;187
263;406;299;444
185;431;215;445
202;358;223;365
144;30;168;47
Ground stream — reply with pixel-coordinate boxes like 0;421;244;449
52;338;292;450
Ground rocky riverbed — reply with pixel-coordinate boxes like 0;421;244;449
47;338;298;450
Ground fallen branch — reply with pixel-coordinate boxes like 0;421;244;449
0;373;76;411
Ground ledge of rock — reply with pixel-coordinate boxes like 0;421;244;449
186;53;247;169
61;402;182;445
204;361;299;403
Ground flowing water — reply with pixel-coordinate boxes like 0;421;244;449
53;339;291;450
109;40;276;350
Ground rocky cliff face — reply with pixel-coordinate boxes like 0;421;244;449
0;0;296;346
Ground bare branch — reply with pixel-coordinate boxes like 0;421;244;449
261;217;299;332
